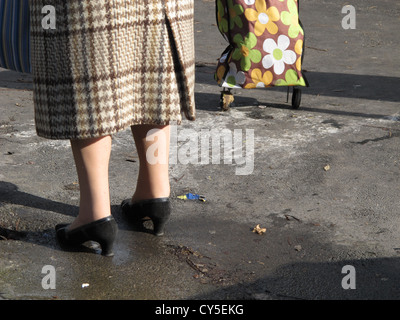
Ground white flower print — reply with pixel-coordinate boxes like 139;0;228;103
244;0;255;5
262;35;296;75
222;63;246;88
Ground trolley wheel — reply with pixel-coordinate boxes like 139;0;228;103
292;87;302;109
220;91;234;111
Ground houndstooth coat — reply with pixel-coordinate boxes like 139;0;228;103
29;0;195;140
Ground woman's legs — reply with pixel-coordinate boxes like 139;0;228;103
67;124;170;230
69;136;112;230
130;124;171;202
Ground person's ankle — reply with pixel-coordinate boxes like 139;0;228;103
69;213;111;231
131;191;170;203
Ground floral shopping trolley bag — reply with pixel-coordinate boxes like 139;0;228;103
215;0;308;89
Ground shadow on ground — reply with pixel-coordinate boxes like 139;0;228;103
189;256;400;300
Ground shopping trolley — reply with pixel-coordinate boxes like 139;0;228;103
214;0;308;110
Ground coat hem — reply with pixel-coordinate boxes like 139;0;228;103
36;118;192;140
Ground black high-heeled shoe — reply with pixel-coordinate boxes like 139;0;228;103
121;198;171;236
55;216;118;256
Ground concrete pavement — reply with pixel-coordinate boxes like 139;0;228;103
1;0;400;300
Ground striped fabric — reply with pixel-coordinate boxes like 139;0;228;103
30;0;195;140
0;0;31;73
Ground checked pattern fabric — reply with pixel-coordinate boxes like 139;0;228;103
30;0;195;140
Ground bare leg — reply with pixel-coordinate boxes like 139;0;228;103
130;124;171;202
69;136;112;230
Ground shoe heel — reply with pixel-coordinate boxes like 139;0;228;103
151;201;171;236
95;219;118;256
99;240;115;257
153;217;169;236
122;198;171;236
